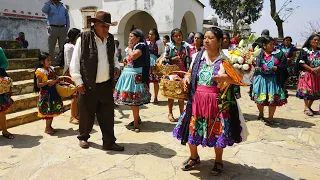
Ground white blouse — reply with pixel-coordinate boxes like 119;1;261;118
63;43;74;74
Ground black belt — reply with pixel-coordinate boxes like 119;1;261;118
50;24;66;27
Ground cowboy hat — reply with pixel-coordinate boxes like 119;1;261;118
89;11;118;26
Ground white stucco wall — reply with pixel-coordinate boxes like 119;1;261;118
0;0;49;51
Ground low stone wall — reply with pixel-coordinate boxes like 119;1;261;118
0;16;48;52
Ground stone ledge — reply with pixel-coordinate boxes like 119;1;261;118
0;41;21;49
4;49;40;59
1;100;71;130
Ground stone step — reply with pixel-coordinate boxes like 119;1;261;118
6;93;38;114
12;79;34;96
7;58;38;70
4;49;40;59
7;67;63;82
3;100;71;130
0;41;21;49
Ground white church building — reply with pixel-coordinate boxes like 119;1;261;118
64;0;204;49
0;0;204;51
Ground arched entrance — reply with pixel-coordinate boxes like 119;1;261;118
118;11;157;48
180;11;197;41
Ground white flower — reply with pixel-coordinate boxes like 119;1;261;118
254;47;262;57
238;65;243;69
242;64;250;70
233;63;240;69
231;56;239;64
238;57;244;64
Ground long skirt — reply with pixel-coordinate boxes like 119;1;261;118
114;67;151;106
37;86;64;118
251;74;287;106
0;92;13;112
296;71;320;100
173;86;241;148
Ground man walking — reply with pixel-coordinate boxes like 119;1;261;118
70;11;124;151
42;0;69;64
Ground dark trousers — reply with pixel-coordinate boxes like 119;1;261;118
77;80;116;146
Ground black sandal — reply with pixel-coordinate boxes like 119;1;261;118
128;119;142;126
181;156;201;171
258;115;264;120
264;118;274;126
211;162;223;176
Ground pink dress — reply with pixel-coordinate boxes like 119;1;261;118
296;48;320;100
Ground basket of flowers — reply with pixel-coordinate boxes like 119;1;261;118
154;57;180;77
0;76;13;94
55;76;76;98
160;71;189;100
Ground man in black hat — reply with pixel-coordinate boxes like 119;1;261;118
70;11;124;151
253;29;270;49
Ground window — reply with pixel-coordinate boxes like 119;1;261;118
86;16;91;28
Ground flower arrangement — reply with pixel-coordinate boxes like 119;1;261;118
0;76;13;94
227;33;262;85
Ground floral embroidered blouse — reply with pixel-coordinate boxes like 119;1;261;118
35;66;57;84
298;47;320;68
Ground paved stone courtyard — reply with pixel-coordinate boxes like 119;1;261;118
0;86;320;180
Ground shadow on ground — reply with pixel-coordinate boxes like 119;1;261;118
1;134;42;149
90;142;177;159
190;160;294;180
243;113;315;129
124;121;176;133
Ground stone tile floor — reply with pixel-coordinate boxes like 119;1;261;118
0;86;319;180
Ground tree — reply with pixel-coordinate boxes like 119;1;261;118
209;0;263;33
270;0;284;38
300;19;320;39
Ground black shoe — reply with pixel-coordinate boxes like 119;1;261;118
103;143;124;151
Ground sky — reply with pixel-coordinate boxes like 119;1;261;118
199;0;320;45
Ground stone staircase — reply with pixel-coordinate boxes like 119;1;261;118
0;41;71;130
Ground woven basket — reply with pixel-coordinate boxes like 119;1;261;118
55;76;76;98
160;71;189;100
0;77;13;94
153;57;181;77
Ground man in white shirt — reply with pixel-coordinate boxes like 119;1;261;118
70;11;124;151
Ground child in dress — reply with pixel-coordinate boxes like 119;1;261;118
34;52;64;135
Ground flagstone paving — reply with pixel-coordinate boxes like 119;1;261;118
0;86;319;180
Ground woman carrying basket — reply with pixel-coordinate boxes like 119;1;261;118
173;27;246;175
0;47;14;139
164;28;191;122
34;52;64;135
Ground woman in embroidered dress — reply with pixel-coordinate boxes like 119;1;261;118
34;52;64;135
296;34;320;116
63;28;81;124
173;27;245;175
164;28;191;122
189;32;204;59
250;37;288;125
0;48;14;139
114;29;151;132
147;28;164;104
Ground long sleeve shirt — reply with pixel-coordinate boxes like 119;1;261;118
42;0;70;29
0;48;8;69
70;36;121;86
63;43;74;74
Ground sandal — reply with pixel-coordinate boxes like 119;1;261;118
258;115;265;120
131;127;140;133
181;156;201;171
128;119;142;126
264;118;274;126
153;99;159;104
211;162;224;176
168;114;176;122
45;129;55;135
304;109;314;116
2;132;15;139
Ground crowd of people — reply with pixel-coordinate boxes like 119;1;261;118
0;0;319;176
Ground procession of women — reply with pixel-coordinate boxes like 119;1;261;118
0;10;319;176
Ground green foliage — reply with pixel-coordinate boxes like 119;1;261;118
209;0;264;25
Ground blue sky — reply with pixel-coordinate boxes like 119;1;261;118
200;0;319;45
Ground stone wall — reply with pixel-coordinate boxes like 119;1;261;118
0;17;48;52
